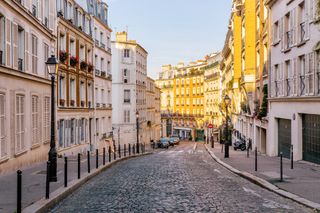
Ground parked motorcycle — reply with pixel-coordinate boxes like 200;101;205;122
233;140;246;151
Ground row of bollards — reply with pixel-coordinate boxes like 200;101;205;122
17;143;145;212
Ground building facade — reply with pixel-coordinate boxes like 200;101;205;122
112;32;149;146
56;0;95;155
0;0;56;173
267;0;320;164
89;0;113;150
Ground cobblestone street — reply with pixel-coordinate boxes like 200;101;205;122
50;142;312;213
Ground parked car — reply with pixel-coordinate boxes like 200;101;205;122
169;137;180;145
168;138;175;146
158;138;170;149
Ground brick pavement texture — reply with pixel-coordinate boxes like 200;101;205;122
210;142;320;204
49;142;312;213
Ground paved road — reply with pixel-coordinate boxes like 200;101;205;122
50;142;312;213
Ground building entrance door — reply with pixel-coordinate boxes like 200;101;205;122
278;119;291;158
302;114;320;164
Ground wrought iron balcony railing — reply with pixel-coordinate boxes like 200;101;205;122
18;58;23;71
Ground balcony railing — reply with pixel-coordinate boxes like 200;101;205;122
18;58;23;71
44;17;49;27
0;50;3;65
285;30;293;49
299;22;306;43
95;39;99;46
32;5;37;17
96;103;101;108
100;43;105;49
95;69;100;76
101;71;106;77
107;47;111;53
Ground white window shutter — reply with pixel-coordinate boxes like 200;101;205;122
38;0;43;21
280;17;284;51
12;23;18;70
25;31;29;72
293;58;298;95
49;1;55;30
6;19;11;67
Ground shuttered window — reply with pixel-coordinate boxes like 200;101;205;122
0;15;5;66
32;95;39;145
15;95;25;153
31;35;38;74
44;97;50;143
44;43;49;78
0;93;7;158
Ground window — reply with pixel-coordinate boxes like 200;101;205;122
95;118;99;135
101;89;105;104
124;110;130;123
31;95;39;145
15;95;25;153
70;78;76;104
18;26;25;71
59;75;66;101
124;90;130;103
71;119;75;144
32;0;38;17
44;0;49;27
68;2;73;20
59;34;66;52
124;49;130;58
69;39;75;58
123;69;129;83
80;81;85;103
79;45;85;62
31;35;38;74
44;97;50;142
80;118;85;142
44;43;49;78
0;93;6;158
101;57;104;71
0;14;5;65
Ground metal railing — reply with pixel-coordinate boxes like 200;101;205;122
44;17;49;27
100;71;106;77
300;22;306;43
32;5;37;17
100;43;105;49
95;39;99;46
285;30;293;49
18;58;23;71
300;75;306;96
95;69;100;76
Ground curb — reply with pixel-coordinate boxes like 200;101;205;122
22;153;152;213
204;144;320;212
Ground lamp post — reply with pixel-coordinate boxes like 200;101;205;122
224;95;231;158
136;111;140;154
46;55;59;182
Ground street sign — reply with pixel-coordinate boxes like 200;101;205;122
208;124;213;129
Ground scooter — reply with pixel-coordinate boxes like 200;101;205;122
233;140;246;151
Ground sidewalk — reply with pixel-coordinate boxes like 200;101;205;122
0;145;149;213
206;142;320;205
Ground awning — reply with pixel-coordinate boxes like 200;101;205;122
314;41;320;51
173;127;193;131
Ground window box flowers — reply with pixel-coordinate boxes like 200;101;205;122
59;50;68;64
80;61;88;70
70;56;79;67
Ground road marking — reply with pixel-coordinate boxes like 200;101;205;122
197;150;204;153
243;187;261;198
159;151;165;154
178;150;184;153
214;169;221;174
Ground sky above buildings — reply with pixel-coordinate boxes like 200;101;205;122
82;0;232;79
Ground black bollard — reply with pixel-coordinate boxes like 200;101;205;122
96;149;99;169
118;144;121;158
247;146;249;158
133;144;136;155
87;151;91;173
103;147;106;165
45;161;50;199
280;152;283;182
124;144;126;157
291;145;293;170
17;170;22;213
255;147;257;172
114;145;116;160
77;153;81;179
64;157;68;187
108;146;111;162
129;144;131;156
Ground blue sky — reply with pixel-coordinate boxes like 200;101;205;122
105;0;232;79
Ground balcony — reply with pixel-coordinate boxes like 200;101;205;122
102;103;106;108
59;99;65;107
299;22;306;44
80;100;85;107
107;47;111;53
32;5;37;17
100;43;105;49
18;58;23;71
95;39;99;46
95;69;100;76
0;50;3;65
96;103;101;108
101;71;106;77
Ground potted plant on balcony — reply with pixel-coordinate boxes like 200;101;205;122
88;63;94;73
59;50;68;64
70;56;79;67
80;61;87;70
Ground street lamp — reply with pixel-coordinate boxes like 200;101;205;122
136;111;140;154
46;55;59;182
224;95;231;158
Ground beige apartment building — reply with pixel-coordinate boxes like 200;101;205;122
0;0;56;173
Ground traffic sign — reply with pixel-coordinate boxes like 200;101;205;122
208;124;213;129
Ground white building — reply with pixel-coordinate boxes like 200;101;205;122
0;0;56;173
267;0;320;164
112;32;148;146
88;0;113;150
